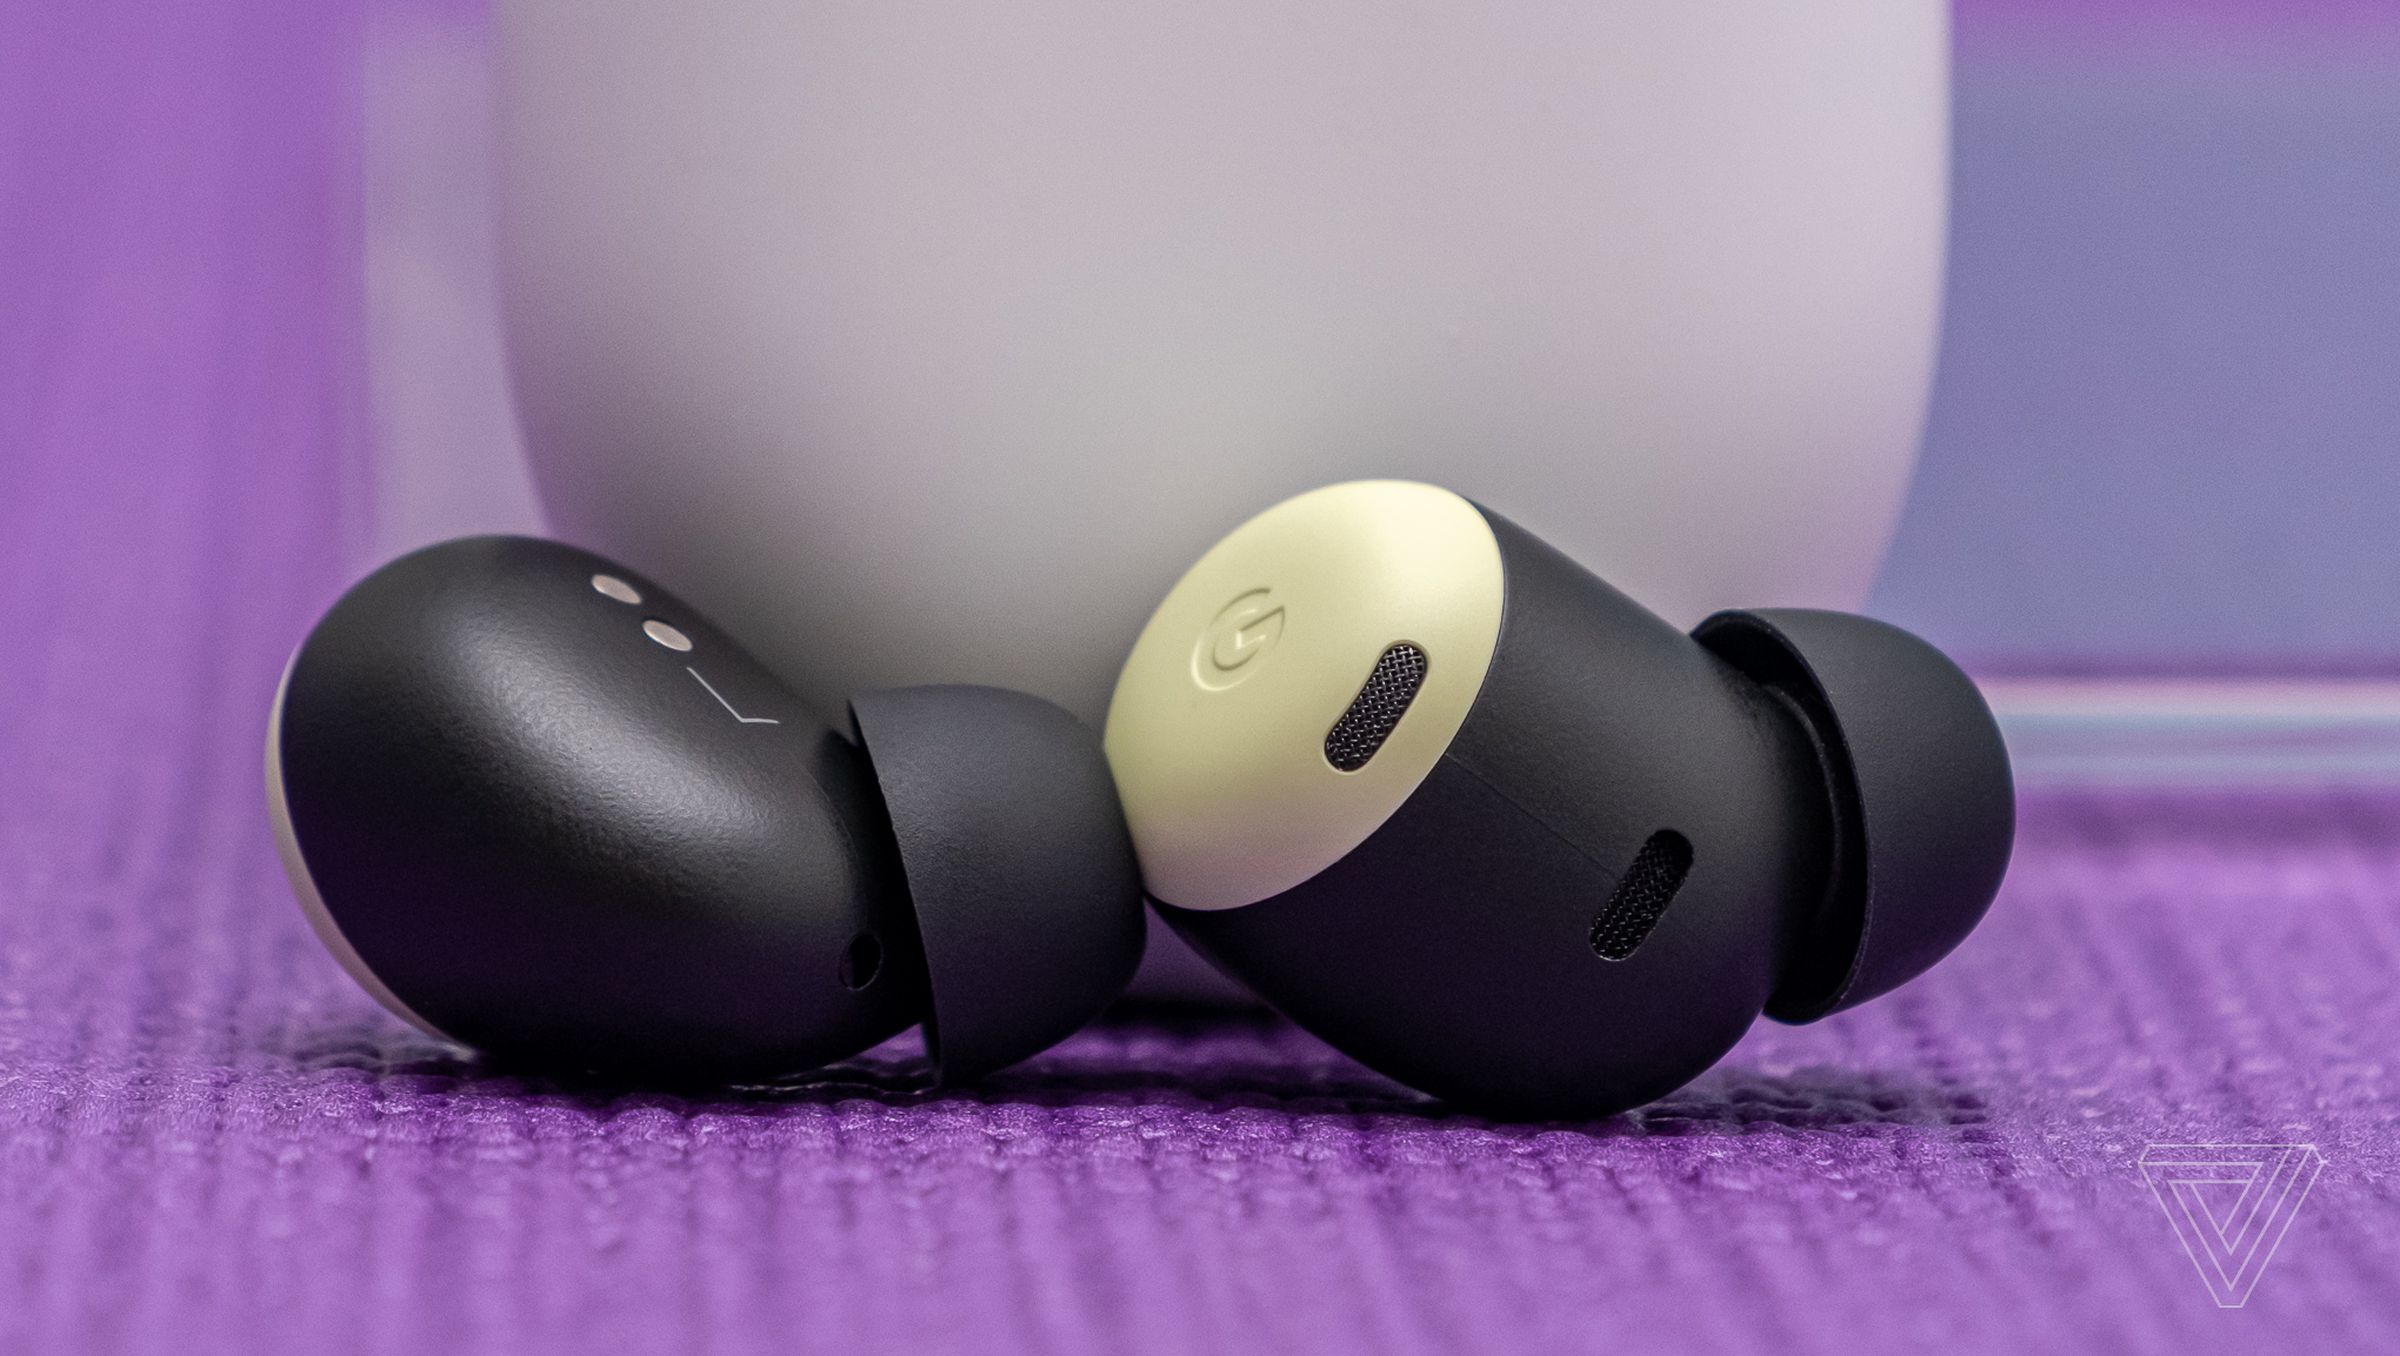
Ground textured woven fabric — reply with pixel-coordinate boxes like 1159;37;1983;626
6;4;2398;1354
12;649;2400;1356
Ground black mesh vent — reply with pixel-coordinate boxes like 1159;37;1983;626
1323;643;1429;772
1589;831;1693;961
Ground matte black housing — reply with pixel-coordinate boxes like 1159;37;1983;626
1158;508;2014;1120
275;537;923;1077
273;537;1147;1084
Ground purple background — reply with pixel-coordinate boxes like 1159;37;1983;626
4;3;2398;1353
1874;1;2400;670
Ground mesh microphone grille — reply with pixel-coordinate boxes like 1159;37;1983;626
1323;643;1429;772
1589;830;1693;961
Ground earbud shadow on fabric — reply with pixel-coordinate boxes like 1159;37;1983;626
264;1009;1990;1141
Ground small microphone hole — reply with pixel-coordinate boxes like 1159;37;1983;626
839;933;883;990
1590;831;1693;961
1324;643;1429;772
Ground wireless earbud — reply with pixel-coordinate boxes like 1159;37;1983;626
1105;481;2014;1119
267;536;1144;1084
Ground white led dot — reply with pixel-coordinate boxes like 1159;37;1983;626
591;573;642;604
643;619;693;652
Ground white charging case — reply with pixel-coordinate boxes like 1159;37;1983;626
494;1;1948;997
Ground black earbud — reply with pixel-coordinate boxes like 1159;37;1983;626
267;536;1145;1084
270;485;2012;1121
1104;482;2014;1119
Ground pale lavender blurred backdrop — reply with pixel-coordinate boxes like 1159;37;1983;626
1874;0;2400;670
333;0;2400;672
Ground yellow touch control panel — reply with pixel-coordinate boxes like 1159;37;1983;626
1103;481;1507;911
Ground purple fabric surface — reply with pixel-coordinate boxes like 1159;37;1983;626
6;3;2400;1354
11;671;2400;1356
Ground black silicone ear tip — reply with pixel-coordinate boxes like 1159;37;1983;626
850;685;1147;1085
1693;608;2015;1023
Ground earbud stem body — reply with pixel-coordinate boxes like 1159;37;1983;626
1159;509;1836;1118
